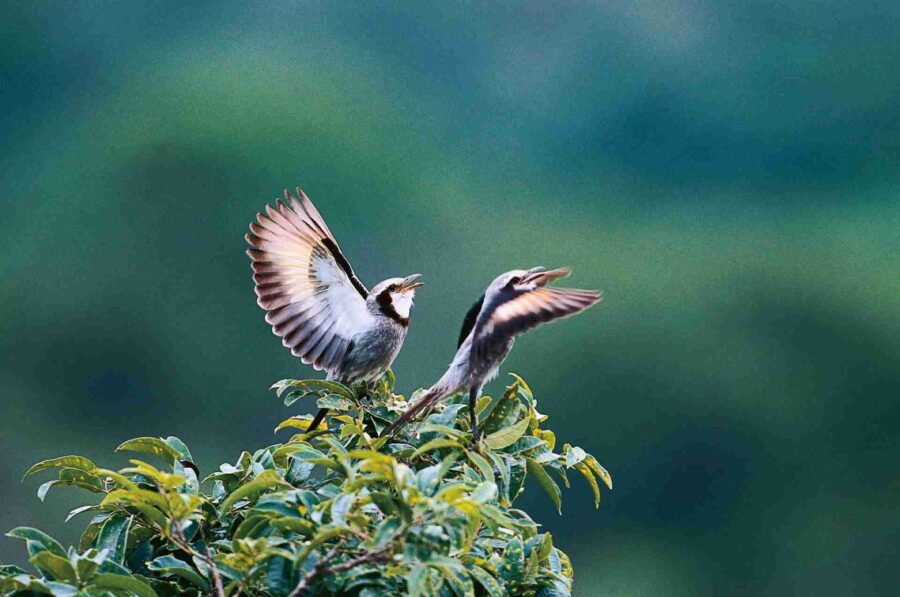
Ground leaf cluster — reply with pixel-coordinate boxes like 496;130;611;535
3;373;611;596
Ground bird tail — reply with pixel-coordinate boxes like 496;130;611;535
381;387;451;438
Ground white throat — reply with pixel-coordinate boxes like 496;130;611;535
391;291;415;319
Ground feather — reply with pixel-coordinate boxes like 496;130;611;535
247;188;375;375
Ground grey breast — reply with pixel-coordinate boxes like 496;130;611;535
340;319;407;382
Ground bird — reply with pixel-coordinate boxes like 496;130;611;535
246;187;423;431
383;266;601;439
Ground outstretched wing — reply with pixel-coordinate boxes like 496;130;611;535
246;188;375;374
471;287;601;360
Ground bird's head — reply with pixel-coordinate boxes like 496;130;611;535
371;274;424;323
488;266;572;297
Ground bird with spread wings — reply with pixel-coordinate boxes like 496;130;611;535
247;187;423;430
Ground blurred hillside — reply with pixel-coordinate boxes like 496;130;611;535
2;3;899;594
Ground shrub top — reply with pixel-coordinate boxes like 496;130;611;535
2;372;611;596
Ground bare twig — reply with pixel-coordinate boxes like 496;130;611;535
289;542;396;597
171;521;225;597
288;545;341;597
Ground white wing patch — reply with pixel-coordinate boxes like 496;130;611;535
247;189;375;376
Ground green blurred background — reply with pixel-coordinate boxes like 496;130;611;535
2;2;899;594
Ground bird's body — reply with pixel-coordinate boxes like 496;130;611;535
247;188;422;429
383;267;601;438
335;304;409;384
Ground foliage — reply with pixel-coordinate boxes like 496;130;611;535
3;373;611;596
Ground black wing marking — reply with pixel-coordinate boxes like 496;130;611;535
457;294;485;347
322;238;367;299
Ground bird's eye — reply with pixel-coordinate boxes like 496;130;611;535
505;276;521;288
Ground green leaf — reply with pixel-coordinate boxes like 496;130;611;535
0;564;27;577
486;451;510;504
525;458;562;514
269;517;314;536
470;481;498;504
221;469;289;511
503;435;545;455
58;467;104;493
23;455;96;480
330;493;355;524
316;394;355;410
163;436;193;461
508;457;527;502
406;565;433;597
508;373;534;402
411;438;462;458
434;559;475;596
467;564;504;597
575;462;601;508
115;437;182;462
36;480;59;502
274;379;352;403
100;490;169;527
29;551;77;582
94;468;139;491
501;537;525;584
563;445;586;468
466;451;495;485
274;416;316;433
5;528;66;557
95;514;131;564
65;505;100;523
88;572;156;597
73;552;102;584
483;416;531;450
265;556;294;596
147;555;209;590
585;454;613;490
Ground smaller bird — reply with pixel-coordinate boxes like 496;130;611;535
383;267;601;438
247;188;423;431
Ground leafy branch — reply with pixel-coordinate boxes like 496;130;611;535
2;372;611;596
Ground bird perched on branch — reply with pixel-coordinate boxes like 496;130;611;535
383;267;601;439
247;187;423;431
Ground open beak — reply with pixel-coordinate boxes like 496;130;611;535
524;266;572;287
397;274;424;292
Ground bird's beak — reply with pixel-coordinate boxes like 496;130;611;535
397;274;424;292
524;266;572;287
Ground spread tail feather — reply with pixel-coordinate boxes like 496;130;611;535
382;387;450;437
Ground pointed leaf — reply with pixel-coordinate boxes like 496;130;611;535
115;437;181;462
29;551;77;582
575;462;601;508
221;470;289;512
526;458;562;514
411;438;462;458
23;456;96;480
483;416;531;450
147;555;209;589
95;514;131;564
5;528;65;557
585;454;613;490
88;572;156;597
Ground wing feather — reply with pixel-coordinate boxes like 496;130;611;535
247;188;375;377
472;287;601;359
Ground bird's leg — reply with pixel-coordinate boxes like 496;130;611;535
469;388;480;442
